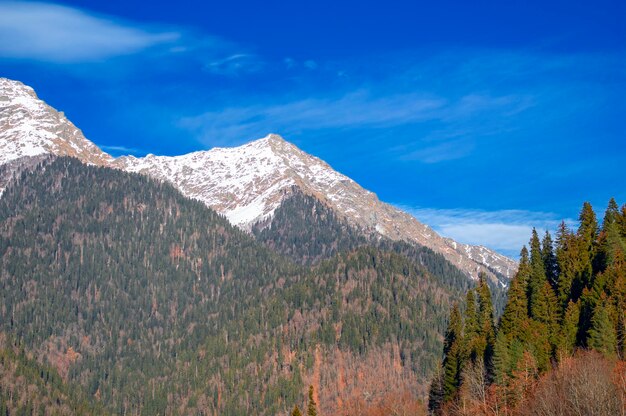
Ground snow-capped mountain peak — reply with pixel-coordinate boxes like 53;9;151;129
0;78;112;166
0;77;517;283
112;133;358;228
113;133;517;282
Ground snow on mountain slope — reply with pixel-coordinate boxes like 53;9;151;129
114;134;517;282
0;78;112;167
0;77;517;283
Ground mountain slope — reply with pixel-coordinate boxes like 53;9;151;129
114;134;516;283
0;157;471;414
0;77;516;284
0;78;112;167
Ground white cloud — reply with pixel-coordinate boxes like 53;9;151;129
204;53;263;75
400;138;475;163
99;144;143;155
178;90;447;146
0;1;179;62
398;206;576;257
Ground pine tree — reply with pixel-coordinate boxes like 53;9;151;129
463;289;479;362
556;221;577;306
442;304;463;400
558;300;580;357
498;247;530;339
588;302;617;357
577;202;598;288
306;385;317;416
291;405;303;416
476;274;495;367
542;231;558;290
597;198;626;271
427;367;445;414
528;229;548;320
444;304;463;356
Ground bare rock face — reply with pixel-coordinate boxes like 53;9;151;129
0;77;517;284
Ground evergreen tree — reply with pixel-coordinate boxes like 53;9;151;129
463;289;479;361
306;385;317;416
558;300;580;357
427;368;445;414
597;198;626;271
542;231;558;290
476;274;496;367
498;247;530;339
528;229;548;319
444;304;463;356
556;221;577;306
441;304;463;400
588;302;617;358
291;405;302;416
577;202;598;288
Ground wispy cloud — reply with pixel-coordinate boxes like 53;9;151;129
0;1;179;62
178;91;447;146
99;144;143;156
400;138;475;163
0;1;262;76
178;88;531;148
204;53;263;76
397;206;576;257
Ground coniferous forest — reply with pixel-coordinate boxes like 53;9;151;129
0;157;484;415
2;157;623;415
429;200;626;415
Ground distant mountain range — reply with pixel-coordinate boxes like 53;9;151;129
0;77;516;285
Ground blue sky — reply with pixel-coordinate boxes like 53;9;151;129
1;0;625;257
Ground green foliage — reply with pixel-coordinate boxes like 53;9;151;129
252;187;370;265
588;302;617;357
0;157;477;415
542;231;558;289
434;198;626;410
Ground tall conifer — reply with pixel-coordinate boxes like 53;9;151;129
306;385;317;416
542;231;558;290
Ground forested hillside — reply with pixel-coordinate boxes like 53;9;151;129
430;200;626;415
0;157;479;415
252;188;371;265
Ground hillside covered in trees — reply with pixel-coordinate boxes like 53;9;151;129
430;200;626;415
0;157;484;415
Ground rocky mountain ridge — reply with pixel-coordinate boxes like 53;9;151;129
0;77;517;282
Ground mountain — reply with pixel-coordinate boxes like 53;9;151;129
0;78;112;167
0;157;471;414
113;134;516;284
0;76;516;284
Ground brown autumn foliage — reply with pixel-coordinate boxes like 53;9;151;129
340;389;427;416
523;350;625;416
440;350;625;416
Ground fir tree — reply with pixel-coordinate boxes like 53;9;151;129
558;300;580;357
556;221;577;306
306;385;317;416
477;274;496;366
498;247;530;339
442;304;463;400
542;231;558;290
444;304;463;356
291;405;302;416
528;228;548;320
588;302;617;358
577;202;598;288
597;198;626;271
463;289;479;361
